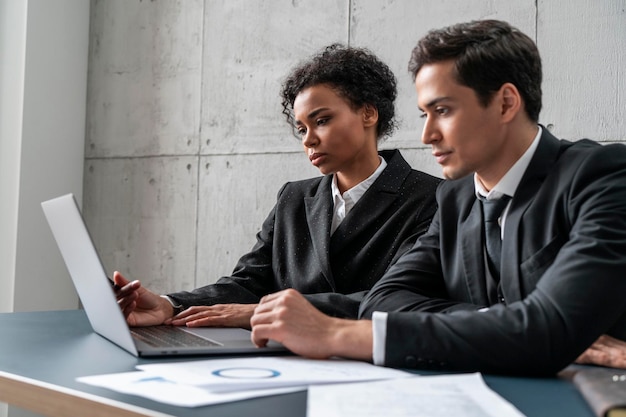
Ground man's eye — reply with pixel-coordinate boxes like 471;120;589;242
419;112;427;119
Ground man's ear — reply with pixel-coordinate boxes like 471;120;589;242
499;83;522;123
362;104;379;127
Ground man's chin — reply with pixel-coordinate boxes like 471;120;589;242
441;167;470;181
441;168;456;180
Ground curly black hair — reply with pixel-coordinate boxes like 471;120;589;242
280;44;398;140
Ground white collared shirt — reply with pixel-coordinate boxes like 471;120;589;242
473;126;542;237
330;156;387;235
372;127;542;366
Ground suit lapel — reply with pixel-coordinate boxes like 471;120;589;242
331;150;410;248
330;188;395;248
500;129;563;302
461;196;491;304
304;176;335;290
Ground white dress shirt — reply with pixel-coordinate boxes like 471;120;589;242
330;156;386;234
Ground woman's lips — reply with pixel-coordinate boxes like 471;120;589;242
309;152;327;166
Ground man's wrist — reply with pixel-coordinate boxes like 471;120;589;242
330;318;374;361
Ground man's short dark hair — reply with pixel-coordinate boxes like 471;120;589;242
408;19;542;122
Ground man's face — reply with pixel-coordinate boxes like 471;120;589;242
415;60;506;183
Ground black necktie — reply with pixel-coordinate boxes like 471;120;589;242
481;195;511;279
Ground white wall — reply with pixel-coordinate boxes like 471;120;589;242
12;0;90;313
0;1;90;415
0;0;27;315
0;0;90;309
83;0;626;295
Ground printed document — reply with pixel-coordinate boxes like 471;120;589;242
135;356;412;392
78;356;412;407
307;373;525;417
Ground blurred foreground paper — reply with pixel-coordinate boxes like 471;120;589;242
136;356;412;393
78;356;412;407
307;373;525;417
78;371;303;407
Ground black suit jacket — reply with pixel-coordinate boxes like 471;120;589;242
360;130;626;375
169;149;441;318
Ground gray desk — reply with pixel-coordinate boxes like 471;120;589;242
0;310;593;417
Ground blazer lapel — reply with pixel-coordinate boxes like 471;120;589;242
500;128;563;302
461;197;491;304
304;176;335;291
331;182;397;247
331;150;409;247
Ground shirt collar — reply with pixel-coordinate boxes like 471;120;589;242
331;155;387;205
475;126;542;200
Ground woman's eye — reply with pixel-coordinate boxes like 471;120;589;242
316;117;329;126
436;107;449;115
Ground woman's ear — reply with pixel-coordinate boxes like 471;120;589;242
362;104;379;127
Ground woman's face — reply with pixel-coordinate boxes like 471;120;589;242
293;84;378;177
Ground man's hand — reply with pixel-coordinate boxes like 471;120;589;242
112;271;174;327
575;335;626;369
250;289;373;361
164;304;257;329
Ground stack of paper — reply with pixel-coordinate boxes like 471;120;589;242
77;356;412;407
307;373;526;417
78;357;526;416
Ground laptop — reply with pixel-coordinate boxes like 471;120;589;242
41;193;287;357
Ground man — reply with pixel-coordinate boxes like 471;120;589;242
250;19;626;375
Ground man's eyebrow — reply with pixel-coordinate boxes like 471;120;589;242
418;96;451;112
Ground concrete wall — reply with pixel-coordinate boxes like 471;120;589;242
83;0;626;295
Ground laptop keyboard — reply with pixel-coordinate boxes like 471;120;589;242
131;326;221;348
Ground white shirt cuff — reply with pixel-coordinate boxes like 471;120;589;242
160;295;184;315
372;311;388;366
160;295;178;307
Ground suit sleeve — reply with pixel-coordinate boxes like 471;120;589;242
361;144;626;376
167;185;286;308
359;211;483;318
303;291;368;318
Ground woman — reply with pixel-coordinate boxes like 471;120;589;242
114;44;441;328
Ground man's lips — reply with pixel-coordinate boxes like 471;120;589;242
432;150;452;164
